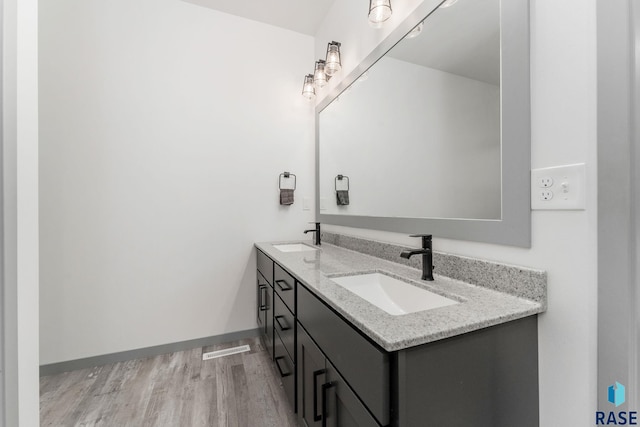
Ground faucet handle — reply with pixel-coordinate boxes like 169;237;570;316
409;234;432;239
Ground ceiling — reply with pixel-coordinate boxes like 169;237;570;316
181;0;337;36
388;0;500;85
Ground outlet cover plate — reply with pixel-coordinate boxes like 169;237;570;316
531;163;586;210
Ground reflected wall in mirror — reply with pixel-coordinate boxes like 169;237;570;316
319;0;501;220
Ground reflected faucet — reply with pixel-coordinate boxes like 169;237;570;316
304;222;321;246
400;234;434;281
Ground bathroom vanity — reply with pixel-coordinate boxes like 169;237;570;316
255;240;545;427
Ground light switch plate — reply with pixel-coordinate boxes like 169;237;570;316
303;197;311;211
531;163;586;210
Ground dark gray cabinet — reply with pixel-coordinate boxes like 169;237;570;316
257;250;274;359
296;280;539;427
258;248;539;427
256;270;273;359
298;325;326;427
297;284;389;426
256;249;297;412
298;326;380;427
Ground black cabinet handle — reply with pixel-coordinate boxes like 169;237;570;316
274;356;291;378
275;315;290;331
321;381;335;427
258;284;267;311
313;369;327;421
275;279;293;292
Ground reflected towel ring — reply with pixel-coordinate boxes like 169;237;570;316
279;172;297;190
335;174;349;191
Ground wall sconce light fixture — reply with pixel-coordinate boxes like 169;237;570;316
302;74;316;100
369;0;392;28
313;60;329;88
301;41;342;100
325;41;342;76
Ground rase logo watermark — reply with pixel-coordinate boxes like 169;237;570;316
596;381;638;425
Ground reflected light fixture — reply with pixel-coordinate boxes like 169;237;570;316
368;0;392;28
325;41;342;76
440;0;459;7
302;74;316;100
313;60;328;89
405;21;424;39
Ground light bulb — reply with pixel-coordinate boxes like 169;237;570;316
302;74;316;100
369;0;392;28
313;60;328;89
325;41;342;76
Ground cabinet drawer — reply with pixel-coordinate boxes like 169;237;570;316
297;284;390;426
274;293;295;362
257;250;273;286
274;263;295;312
274;329;296;411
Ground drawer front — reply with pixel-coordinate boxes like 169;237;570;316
274;330;296;411
257;249;273;286
274;293;295;362
274;263;295;312
297;284;390;426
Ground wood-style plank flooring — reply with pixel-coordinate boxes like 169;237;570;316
40;337;297;427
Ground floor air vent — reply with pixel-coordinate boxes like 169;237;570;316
202;345;251;360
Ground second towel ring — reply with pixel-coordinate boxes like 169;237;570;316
335;174;349;191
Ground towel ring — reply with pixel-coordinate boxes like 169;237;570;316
335;174;349;191
279;172;296;190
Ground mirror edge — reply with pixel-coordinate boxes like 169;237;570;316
315;0;531;248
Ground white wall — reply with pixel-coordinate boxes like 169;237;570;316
3;0;40;424
39;0;315;364
319;56;500;219
316;1;598;426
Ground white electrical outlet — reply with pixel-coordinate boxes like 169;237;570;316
539;177;554;188
303;197;311;211
531;163;586;210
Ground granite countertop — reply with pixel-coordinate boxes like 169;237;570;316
256;240;546;352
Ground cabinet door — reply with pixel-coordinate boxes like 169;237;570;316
324;360;380;427
265;283;274;359
257;272;268;331
298;326;326;427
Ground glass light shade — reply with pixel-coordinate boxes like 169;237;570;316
369;0;392;28
405;21;424;39
313;60;328;89
302;74;316;100
440;0;459;8
325;41;342;76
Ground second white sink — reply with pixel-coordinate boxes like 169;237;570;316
330;272;459;316
273;243;319;253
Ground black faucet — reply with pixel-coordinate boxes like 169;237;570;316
400;234;434;281
304;222;321;246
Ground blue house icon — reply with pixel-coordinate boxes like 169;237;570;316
608;382;626;407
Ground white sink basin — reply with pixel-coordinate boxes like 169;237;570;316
273;243;319;253
330;272;458;315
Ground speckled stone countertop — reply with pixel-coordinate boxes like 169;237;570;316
256;240;546;352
